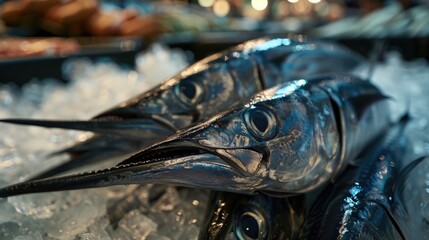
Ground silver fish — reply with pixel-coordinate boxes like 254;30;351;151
1;37;365;180
199;191;304;240
299;115;426;240
0;74;390;197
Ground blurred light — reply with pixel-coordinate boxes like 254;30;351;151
291;0;311;15
314;0;329;17
198;0;215;7
308;0;321;3
277;0;290;17
327;3;344;21
242;4;266;19
213;0;230;17
251;0;268;11
288;0;299;3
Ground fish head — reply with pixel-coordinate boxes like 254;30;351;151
200;192;303;240
92;50;263;139
0;37;363;145
0;78;344;198
119;79;340;194
93;37;362;140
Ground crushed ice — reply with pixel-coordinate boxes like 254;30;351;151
0;44;208;240
0;44;429;239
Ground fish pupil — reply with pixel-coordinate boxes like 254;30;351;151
180;82;196;100
244;106;278;141
240;214;259;239
252;111;269;133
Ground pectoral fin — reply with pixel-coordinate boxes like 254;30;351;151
347;93;390;120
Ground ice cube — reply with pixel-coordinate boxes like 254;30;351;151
44;199;103;239
149;186;180;212
136;44;189;88
118;209;158;239
13;233;44;240
146;233;171;240
0;222;20;240
8;192;71;219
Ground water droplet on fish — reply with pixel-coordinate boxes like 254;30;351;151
323;106;330;115
183;162;192;169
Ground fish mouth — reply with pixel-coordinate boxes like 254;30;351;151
108;139;268;192
124;139;267;178
0;140;263;198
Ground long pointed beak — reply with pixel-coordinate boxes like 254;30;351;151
0;139;262;198
0;117;176;140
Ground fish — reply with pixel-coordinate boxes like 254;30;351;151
0;36;366;180
199;191;305;240
0;74;391;197
299;114;426;240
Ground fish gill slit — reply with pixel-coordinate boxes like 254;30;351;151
255;62;267;90
328;95;343;147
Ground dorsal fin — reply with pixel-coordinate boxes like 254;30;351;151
393;156;427;213
348;93;390;120
363;157;426;240
367;197;409;240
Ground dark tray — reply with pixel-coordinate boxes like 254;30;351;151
0;36;143;86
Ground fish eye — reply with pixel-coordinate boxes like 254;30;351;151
235;210;267;240
244;106;278;141
174;81;203;106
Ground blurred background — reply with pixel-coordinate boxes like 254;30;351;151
0;2;428;239
0;0;428;84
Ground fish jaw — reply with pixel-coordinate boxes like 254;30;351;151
115;139;267;193
0;141;264;198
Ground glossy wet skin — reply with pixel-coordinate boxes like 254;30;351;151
0;75;390;198
1;37;364;140
108;75;389;195
299;117;424;240
91;37;364;138
0;37;365;181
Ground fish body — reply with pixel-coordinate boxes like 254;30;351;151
199;192;304;240
2;37;366;180
299;116;424;240
1;37;364;138
0;74;390;197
